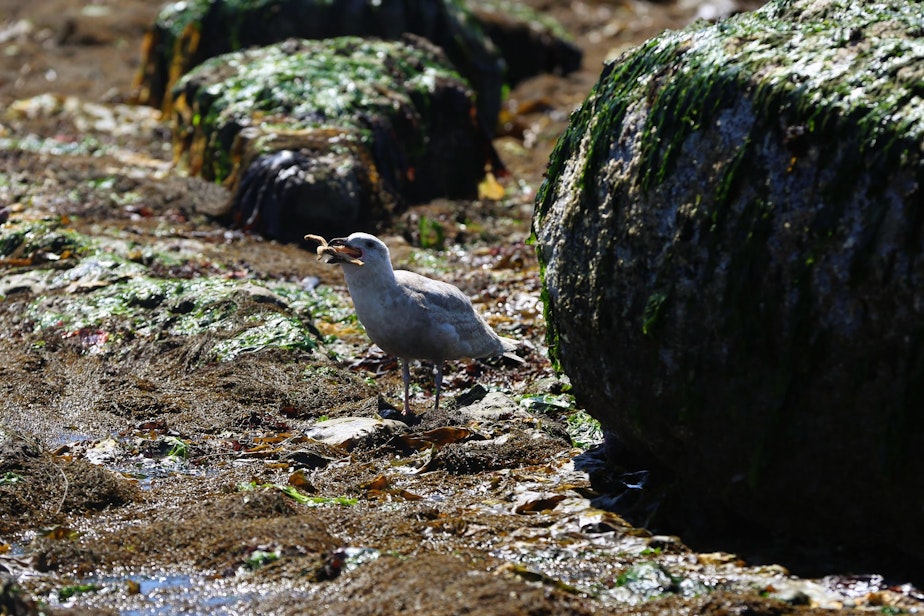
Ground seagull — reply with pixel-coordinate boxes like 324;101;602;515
311;232;519;418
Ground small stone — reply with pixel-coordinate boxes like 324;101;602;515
458;392;528;422
306;417;406;450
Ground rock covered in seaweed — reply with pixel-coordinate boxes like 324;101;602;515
134;0;504;129
134;0;581;132
170;36;494;240
533;0;924;564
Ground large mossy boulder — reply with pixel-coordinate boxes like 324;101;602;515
135;0;499;128
135;0;580;131
533;0;924;563
171;37;491;240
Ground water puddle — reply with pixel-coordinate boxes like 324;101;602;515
45;572;307;615
41;549;382;615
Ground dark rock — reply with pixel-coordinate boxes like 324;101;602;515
533;0;924;565
231;138;391;242
454;383;489;407
469;0;582;85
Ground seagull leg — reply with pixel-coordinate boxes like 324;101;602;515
433;363;443;412
401;359;414;416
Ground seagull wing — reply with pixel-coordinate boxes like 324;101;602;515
393;270;507;361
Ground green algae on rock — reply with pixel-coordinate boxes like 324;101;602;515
0;220;319;362
533;0;924;566
0;219;89;266
26;274;319;361
134;0;504;131
134;0;582;132
170;36;493;240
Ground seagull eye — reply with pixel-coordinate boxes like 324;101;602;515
365;240;375;249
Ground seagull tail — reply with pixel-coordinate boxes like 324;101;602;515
499;336;526;363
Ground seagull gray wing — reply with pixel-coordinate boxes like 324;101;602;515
393;270;506;360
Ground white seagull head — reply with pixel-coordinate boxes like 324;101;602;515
327;232;391;268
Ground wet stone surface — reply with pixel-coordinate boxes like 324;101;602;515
0;0;922;614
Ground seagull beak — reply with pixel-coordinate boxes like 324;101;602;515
326;238;365;265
